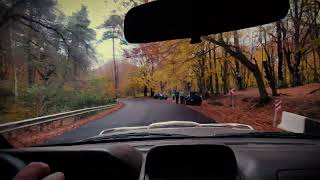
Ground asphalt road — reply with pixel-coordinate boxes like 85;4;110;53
47;98;214;144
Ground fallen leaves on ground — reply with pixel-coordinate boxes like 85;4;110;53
188;83;320;131
7;102;124;148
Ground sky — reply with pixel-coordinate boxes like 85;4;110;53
56;0;260;68
57;0;133;67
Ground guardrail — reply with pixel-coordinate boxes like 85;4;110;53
0;104;117;134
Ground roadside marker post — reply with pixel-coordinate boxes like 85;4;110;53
229;88;236;108
273;99;283;127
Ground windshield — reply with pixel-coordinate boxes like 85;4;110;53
0;0;319;147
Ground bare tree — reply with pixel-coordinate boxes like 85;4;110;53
260;27;278;96
280;0;319;86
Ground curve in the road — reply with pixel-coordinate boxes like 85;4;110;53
47;98;214;143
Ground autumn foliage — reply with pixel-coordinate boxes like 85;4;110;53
122;0;320;103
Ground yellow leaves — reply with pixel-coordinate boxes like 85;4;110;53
104;83;116;97
149;40;197;91
127;72;145;91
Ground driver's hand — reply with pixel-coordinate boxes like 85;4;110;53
13;162;64;180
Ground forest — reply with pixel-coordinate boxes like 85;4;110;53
0;0;117;122
0;0;319;123
122;0;320;102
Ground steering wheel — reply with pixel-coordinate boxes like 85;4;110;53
0;153;26;179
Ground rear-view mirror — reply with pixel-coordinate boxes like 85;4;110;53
124;0;290;43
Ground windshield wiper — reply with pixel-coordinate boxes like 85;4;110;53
81;132;193;143
36;133;193;147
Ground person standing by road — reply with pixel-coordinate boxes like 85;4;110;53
172;90;175;100
180;91;185;104
175;91;180;104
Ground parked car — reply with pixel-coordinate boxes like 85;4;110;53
153;94;160;99
186;92;202;106
159;93;168;100
154;93;168;100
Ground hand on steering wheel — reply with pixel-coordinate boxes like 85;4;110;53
14;162;64;180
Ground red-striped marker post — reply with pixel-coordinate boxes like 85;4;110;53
273;99;283;127
229;88;236;108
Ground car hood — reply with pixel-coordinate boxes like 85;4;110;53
92;121;255;139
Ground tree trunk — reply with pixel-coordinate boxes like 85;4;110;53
261;28;278;96
144;86;148;97
235;61;243;90
160;81;165;93
291;53;303;86
214;71;219;94
290;0;304;86
284;46;303;87
208;73;214;94
276;21;285;87
292;68;303;86
150;59;155;97
213;45;220;94
263;61;278;96
312;49;319;82
311;2;319;82
197;74;205;97
201;58;206;97
26;11;35;87
222;51;229;95
27;40;35;86
112;36;118;96
233;31;243;90
253;67;270;102
208;45;214;95
11;29;18;100
14;64;18;99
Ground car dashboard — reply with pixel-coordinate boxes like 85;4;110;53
1;137;320;180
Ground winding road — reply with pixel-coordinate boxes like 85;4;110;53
47;98;214;144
